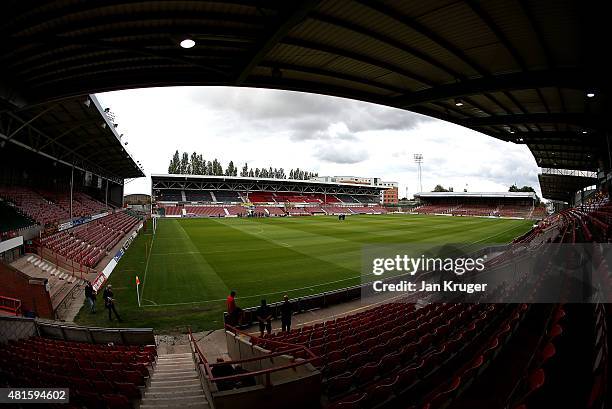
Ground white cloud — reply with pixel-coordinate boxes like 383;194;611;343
313;143;369;164
96;87;541;199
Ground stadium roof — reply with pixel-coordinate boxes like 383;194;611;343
0;94;144;182
151;174;388;190
538;170;598;202
415;191;537;200
0;1;608;177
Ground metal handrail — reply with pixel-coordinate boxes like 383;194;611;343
188;325;319;385
187;327;215;380
0;295;22;315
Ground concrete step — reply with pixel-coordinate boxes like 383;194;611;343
146;383;203;393
157;356;193;362
150;377;200;387
148;379;201;389
145;390;205;399
153;371;199;381
156;359;194;365
156;359;194;364
155;366;195;374
141;395;208;406
157;356;192;362
158;352;192;358
140;402;209;409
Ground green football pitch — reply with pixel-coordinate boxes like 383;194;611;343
75;214;533;332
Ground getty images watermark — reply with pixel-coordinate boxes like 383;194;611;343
371;253;488;294
361;243;612;304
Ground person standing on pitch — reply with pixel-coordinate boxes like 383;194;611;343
280;295;294;332
256;299;273;337
103;284;122;322
84;281;96;313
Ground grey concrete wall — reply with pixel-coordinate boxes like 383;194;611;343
0;316;37;344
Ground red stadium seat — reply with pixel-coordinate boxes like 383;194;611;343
328;393;368;409
93;379;115;395
114;382;142;400
327;372;353;396
102;394;131;409
354;363;378;385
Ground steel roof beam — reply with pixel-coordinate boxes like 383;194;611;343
394;69;591;108
235;0;320;84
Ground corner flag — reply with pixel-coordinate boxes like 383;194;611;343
136;276;141;307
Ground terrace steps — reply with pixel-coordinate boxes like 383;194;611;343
141;352;209;409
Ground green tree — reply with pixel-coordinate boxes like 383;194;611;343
432;185;449;192
225;161;236;176
509;185;540;203
241;163;249;177
211;159;222;175
180;152;190;174
168;150;180;173
190;152;200;174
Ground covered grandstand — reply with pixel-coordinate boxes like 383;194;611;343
0;2;611;409
414;191;542;219
152;174;388;217
0;94;145;322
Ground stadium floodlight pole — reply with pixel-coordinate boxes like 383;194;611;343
414;154;423;193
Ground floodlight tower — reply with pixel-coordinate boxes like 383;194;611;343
414;154;423;193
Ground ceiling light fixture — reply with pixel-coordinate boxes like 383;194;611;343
180;39;196;49
586;91;595;98
454;98;464;107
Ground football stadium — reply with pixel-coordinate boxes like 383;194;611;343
0;2;610;409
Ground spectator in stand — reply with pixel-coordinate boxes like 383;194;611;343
280;295;294;332
256;299;273;337
233;365;256;388
211;358;236;391
226;290;242;326
103;284;122;322
84;281;96;313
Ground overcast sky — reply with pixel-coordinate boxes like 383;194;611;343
96;87;541;198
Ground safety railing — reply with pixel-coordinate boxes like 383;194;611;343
188;325;319;388
0;296;22;316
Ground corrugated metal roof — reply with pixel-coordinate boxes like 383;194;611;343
0;0;608;186
151;174;388;190
415;191;537;199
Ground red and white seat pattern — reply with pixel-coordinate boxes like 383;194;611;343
0;186;108;225
41;212;139;268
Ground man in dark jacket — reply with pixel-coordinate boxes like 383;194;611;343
255;299;273;337
280;295;294;332
103;285;121;321
84;281;96;313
